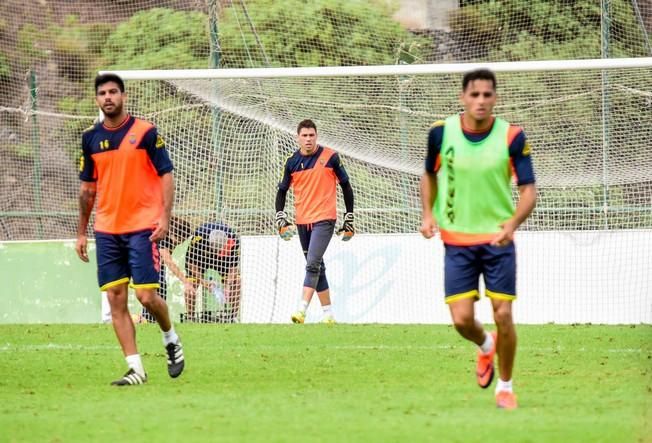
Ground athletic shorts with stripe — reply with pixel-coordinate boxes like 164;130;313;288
95;229;160;291
444;242;516;304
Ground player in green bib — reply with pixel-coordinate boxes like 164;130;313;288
420;69;537;410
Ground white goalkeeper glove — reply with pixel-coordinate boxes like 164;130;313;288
337;212;355;241
275;211;296;241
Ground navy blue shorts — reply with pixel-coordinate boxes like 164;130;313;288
95;229;160;291
444;242;516;304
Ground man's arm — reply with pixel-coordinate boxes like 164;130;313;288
75;181;96;262
491;128;537;246
328;154;355;240
339;181;354;213
420;123;443;239
275;188;287;213
275;158;295;240
491;183;537;246
160;247;185;282
419;172;438;239
336;181;355;240
150;172;174;242
275;188;295;240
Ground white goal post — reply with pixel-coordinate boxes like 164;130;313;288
101;57;652;79
101;57;652;324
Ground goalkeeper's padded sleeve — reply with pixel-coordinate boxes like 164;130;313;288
337;212;354;241
340;181;354;213
275;211;295;241
275;188;288;213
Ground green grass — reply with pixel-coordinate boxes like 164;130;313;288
1;324;650;443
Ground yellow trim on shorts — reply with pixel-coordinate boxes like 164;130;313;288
130;283;160;289
486;289;516;301
445;289;480;304
100;277;130;291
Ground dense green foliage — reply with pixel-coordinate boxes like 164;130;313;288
218;0;430;67
1;324;650;442
103;8;211;70
452;0;649;59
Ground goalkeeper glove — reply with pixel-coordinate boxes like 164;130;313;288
337;212;355;241
275;211;295;241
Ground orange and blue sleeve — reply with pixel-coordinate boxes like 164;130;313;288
425;123;444;173
326;152;349;184
508;129;535;186
142;127;173;175
79;132;96;182
278;157;292;191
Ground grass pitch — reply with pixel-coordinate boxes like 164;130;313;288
1;324;650;443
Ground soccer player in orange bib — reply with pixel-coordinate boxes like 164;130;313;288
420;69;537;409
76;73;184;386
275;119;355;324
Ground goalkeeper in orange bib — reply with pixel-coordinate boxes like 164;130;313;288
420;69;536;409
275;119;355;324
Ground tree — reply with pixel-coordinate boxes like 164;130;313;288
217;0;430;68
102;8;211;70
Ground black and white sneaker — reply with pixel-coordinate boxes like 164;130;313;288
166;341;185;378
111;368;147;386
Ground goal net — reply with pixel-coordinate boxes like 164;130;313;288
100;58;652;324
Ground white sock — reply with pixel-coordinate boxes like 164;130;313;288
479;331;494;354
125;354;145;377
322;304;332;316
496;378;513;394
162;325;179;346
297;299;309;313
100;291;112;323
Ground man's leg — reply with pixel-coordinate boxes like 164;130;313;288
224;267;241;322
294;221;335;323
129;230;184;378
490;298;517;409
448;298;484;345
136;287;171;332
315;260;334;322
316;288;331;307
491;299;516;382
106;282;147;385
107;282;137;357
444;244;496;389
483;242;518;408
184;263;201;322
141;267;167;323
445;244;484;344
292;224;313;323
95;232;146;385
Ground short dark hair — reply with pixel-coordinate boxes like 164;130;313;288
95;73;125;94
462;69;496;91
297;119;317;134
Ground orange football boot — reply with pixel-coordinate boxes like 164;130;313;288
495;390;518;410
476;331;497;388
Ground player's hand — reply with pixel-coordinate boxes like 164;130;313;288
149;216;169;242
75;234;89;262
275;211;295;241
337;212;355;241
491;220;517;247
420;215;437;239
183;280;195;295
184;280;197;298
